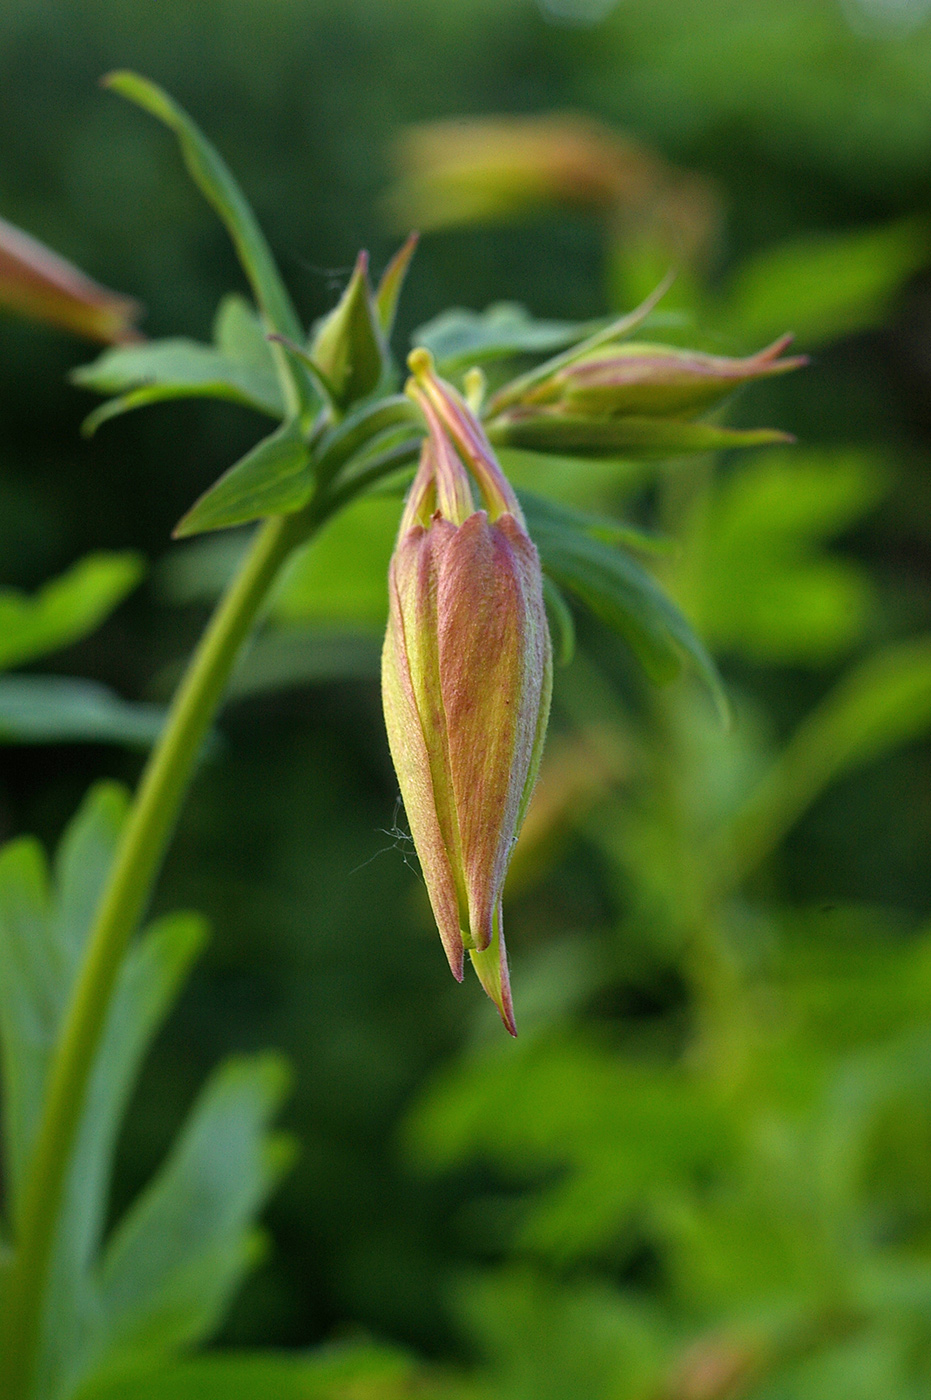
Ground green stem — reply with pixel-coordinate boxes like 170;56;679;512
3;507;310;1400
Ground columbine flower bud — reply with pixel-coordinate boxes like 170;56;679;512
484;335;806;457
381;348;552;1034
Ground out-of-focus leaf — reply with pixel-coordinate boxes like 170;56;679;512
0;553;143;673
72;333;285;434
309;251;386;410
542;577;576;669
527;496;727;719
77;1344;424;1400
720;219;929;349
414;302;603;374
453;1266;668;1400
488;409;792;458
228;628;381;698
0;677;165;747
375;232;419;338
0;786;290;1396
271;494;401;628
726;636;931;883
104;73;300;343
520;489;671;556
92;1055;293;1366
174;419;311;537
691;451;883;664
0;214;141;344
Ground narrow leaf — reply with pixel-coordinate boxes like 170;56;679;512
174;419;312;537
0;553;143;673
103;73;301;343
488;410;792;459
374;231;419;337
542;576;576;669
529;505;727;719
0;677;165;747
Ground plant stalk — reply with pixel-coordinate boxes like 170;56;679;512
2;507;310;1400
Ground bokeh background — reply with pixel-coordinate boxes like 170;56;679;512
3;1;931;1395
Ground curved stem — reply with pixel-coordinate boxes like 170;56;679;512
3;507;310;1400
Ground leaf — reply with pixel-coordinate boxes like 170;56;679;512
72;339;284;434
526;495;726;719
0;676;165;747
721;218;929;349
488;410;792;459
76;1343;421;1400
93;1055;293;1364
725;636;931;883
271;493;401;628
542;577;576;669
374;231;419;338
520;489;672;556
227;628;381;699
0;786;292;1396
309;251;386;410
0;213;141;344
104;73;301;344
0;553;143;673
414;302;604;374
174;418;312;537
690;451;882;664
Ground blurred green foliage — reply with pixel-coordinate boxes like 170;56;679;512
2;2;931;1399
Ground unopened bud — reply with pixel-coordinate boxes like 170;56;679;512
381;349;552;1034
484;335;806;458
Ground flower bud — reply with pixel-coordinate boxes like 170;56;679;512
381;349;552;1034
484;335;806;458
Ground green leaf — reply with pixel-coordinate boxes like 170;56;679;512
174;418;312;537
76;1343;421;1400
0;786;290;1398
0;553;143;673
520;489;672;557
42;912;207;1399
726;636;931;883
690;451;882;665
488;410;792;459
542;577;576;669
721;218;929;349
104;73;301;344
527;496;726;718
227;628;381;699
72;338;284;434
414;302;604;374
93;1055;293;1364
374;232;419;338
309;250;386;410
271;493;401;629
0;677;166;747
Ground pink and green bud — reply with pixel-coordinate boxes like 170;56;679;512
381;348;552;1034
484;335;806;458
